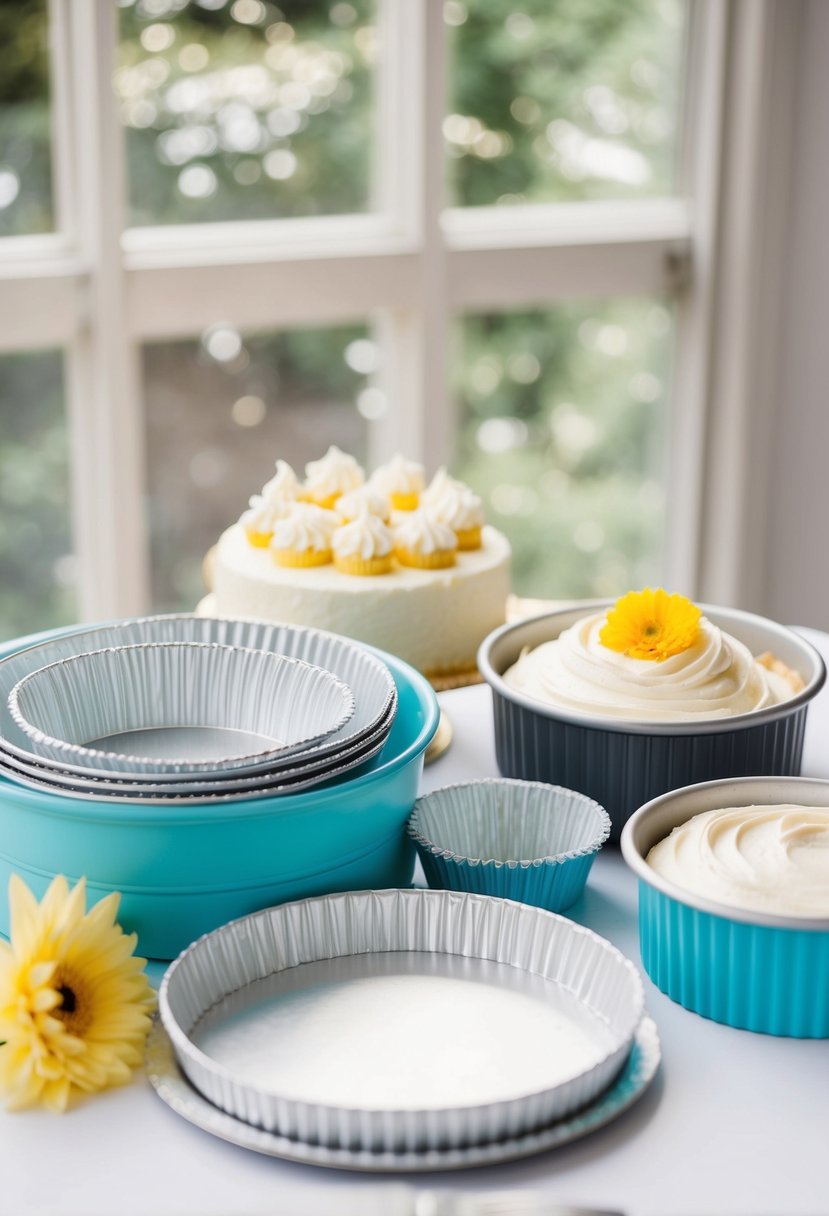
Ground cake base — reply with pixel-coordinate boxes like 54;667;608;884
202;523;511;677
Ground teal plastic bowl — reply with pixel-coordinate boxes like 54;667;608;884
0;623;439;960
621;776;829;1037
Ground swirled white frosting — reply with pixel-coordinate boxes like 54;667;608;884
422;466;466;505
304;446;364;501
370;454;425;499
647;805;829;916
261;459;300;501
394;509;457;556
503;611;796;722
336;486;391;522
270;504;338;554
240;493;292;533
422;468;484;531
333;513;393;560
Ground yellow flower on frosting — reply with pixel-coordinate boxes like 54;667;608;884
0;875;154;1113
599;588;702;662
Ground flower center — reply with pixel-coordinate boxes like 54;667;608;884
53;972;92;1036
57;985;76;1014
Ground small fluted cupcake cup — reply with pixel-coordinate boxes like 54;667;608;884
621;776;829;1037
479;604;826;842
407;779;610;913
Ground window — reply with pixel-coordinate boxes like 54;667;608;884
0;0;738;636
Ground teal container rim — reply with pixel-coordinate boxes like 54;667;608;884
408;778;610;868
478;602;826;736
621;775;829;933
0;619;440;823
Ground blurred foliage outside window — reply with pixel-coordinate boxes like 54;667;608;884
0;0;52;236
447;0;685;206
144;324;370;610
0;0;686;632
118;0;375;225
456;300;673;600
0;352;75;640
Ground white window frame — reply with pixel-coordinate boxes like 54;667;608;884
0;0;793;623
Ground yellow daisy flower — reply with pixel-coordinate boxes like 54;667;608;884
0;875;154;1113
599;587;702;662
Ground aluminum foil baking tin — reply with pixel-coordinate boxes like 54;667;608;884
8;641;355;776
479;605;826;841
408;779;610;913
0;718;388;804
622;775;829;1037
160;888;644;1152
0;615;396;780
0;698;395;798
146;1013;660;1172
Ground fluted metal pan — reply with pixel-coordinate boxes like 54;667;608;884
8;642;354;776
408;779;610;913
0;615;396;780
146;1013;661;1172
160;888;644;1153
0;715;389;804
0;698;395;798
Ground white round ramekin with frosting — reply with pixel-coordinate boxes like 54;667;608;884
478;592;825;840
621;775;829;1037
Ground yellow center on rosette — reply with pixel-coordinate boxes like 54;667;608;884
599;588;702;662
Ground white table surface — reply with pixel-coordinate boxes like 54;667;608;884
2;631;829;1216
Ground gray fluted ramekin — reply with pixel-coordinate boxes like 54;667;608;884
621;776;829;1037
408;779;610;913
478;604;825;842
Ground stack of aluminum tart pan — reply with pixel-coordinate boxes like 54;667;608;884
156;888;650;1165
0;616;398;803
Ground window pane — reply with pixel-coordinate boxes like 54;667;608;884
455;300;673;597
0;0;53;236
118;0;375;227
143;324;373;610
446;0;687;208
0;351;75;639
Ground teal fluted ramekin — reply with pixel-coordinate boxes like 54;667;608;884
0;623;439;960
408;779;610;913
621;776;829;1038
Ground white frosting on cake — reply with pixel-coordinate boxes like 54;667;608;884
394;509;457;557
206;522;511;673
261;459;300;501
271;504;338;555
504;611;795;722
647;805;829;917
333;513;393;560
240;493;292;533
336;486;391;522
303;446;364;502
370;454;425;499
422;469;484;532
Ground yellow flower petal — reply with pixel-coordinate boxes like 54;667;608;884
8;875;41;960
0;875;152;1114
599;587;702;662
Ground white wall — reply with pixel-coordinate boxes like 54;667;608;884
763;0;829;630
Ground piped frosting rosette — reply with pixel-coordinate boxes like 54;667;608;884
333;512;394;576
647;805;829;916
505;610;796;722
270;503;338;567
303;446;364;508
